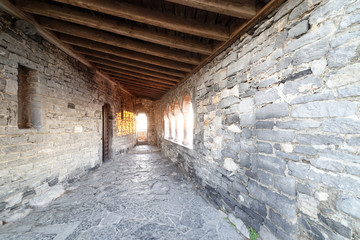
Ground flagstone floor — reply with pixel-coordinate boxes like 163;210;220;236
0;145;245;240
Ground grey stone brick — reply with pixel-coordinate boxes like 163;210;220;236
257;142;273;154
330;30;360;48
294;145;317;156
288;20;309;38
256;103;289;120
283;76;322;96
275;31;288;49
240;113;256;127
281;68;312;83
276;56;292;71
254;88;280;106
217;96;240;109
224;114;239;125
258;76;279;88
338;85;360;98
340;9;360;29
346;137;360;146
251;199;267;218
327;43;358;68
276;120;321;130
346;165;360;177
293;39;330;66
226;54;251;77
317;149;360;164
289;1;308;21
276;151;301;161
258;154;286;175
248;180;296;220
326;63;360;88
240;152;251;168
288;162;309;180
274;0;302;21
241;128;252;139
255;121;274;129
250;60;276;76
297;134;343;145
323;118;360;134
269;208;297;235
297;181;317;196
336;195;360;219
318;213;351;238
291;101;358;118
310;158;345;173
290;91;335;104
255;130;295;142
257;169;273;186
274;176;296;196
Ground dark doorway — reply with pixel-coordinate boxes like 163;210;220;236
102;104;110;162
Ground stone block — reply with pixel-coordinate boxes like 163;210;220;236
274;0;302;21
327;43;358;68
274;176;296;196
276;151;301;161
258;154;286;175
276;56;292;71
338;85;360;98
297;193;319;218
326;63;360;88
310;158;345;172
289;1;308;21
288;20;309;38
293;39;329;66
255;129;295;142
294;145;317;156
323;118;360;134
257;169;273;186
336;195;360;219
228;213;249;238
291;101;358;118
318;213;351;238
255;121;274;129
256;103;289;120
288;162;310;180
28;185;65;208
257;142;273;154
290;91;335;104
297;134;343;145
238;98;254;113
283;76;322;96
217;96;240;109
276;120;321;130
226;54;251;77
240;113;256;127
254;88;280;106
346;137;360;146
269;208;297;235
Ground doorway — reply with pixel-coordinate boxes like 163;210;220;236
136;113;147;144
102;104;110;162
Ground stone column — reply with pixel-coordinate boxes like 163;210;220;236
183;112;189;145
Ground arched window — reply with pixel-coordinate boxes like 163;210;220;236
182;94;193;147
163;109;169;139
173;100;184;143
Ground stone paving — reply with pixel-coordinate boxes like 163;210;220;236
0;145;245;240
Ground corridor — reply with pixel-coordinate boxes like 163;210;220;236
0;146;244;240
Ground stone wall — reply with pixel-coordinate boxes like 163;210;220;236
0;14;136;222
156;0;360;239
134;98;158;145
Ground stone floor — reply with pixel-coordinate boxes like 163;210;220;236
0;145;245;240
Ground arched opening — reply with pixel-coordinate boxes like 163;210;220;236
164;108;169;139
182;94;193;147
136;113;147;144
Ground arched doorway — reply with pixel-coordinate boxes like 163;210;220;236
136;113;147;144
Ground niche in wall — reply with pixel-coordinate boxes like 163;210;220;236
18;65;42;130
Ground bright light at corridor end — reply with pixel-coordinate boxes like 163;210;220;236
136;113;147;132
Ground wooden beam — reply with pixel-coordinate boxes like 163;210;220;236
111;78;170;91
165;0;256;19
38;17;202;65
113;80;168;93
74;48;186;78
95;71;133;96
17;1;212;55
182;0;286;86
95;64;177;86
59;35;193;72
120;85;166;95
51;0;230;41
87;56;181;82
0;0;92;68
106;72;173;88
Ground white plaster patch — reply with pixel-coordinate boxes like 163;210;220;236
223;158;238;172
74;125;83;133
311;58;327;76
282;143;293;153
228;124;241;133
315;191;329;201
5;79;17;95
298;193;319;218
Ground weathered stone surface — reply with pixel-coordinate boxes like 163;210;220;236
256;103;289;120
291;101;358;118
338;85;360;98
297;193;318;218
318;213;351;238
288;20;309;38
310;158;345;172
337;195;360;219
294;145;317;156
283;76;322;96
256;121;274;129
255;130;295;142
254;88;279;106
276;120;321;130
28;185;65;208
218;96;241;109
323;118;360;133
257;142;273;154
293;39;330;65
258;154;286;175
327;43;358;68
290;91;335;104
297;134;343;145
326;63;360;88
223;158;239;172
274;176;296;196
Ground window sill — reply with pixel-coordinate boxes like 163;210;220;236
163;138;193;149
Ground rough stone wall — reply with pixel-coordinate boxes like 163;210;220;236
156;0;360;239
0;14;136;222
134;98;157;145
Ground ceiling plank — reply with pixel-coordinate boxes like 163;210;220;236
112;80;168;92
106;72;174;88
60;35;193;72
75;47;186;78
17;1;212;55
165;0;256;19
96;65;177;86
38;18;202;65
87;56;181;82
51;0;230;41
111;78;170;91
121;85;166;95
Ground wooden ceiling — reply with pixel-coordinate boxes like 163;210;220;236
0;0;285;100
